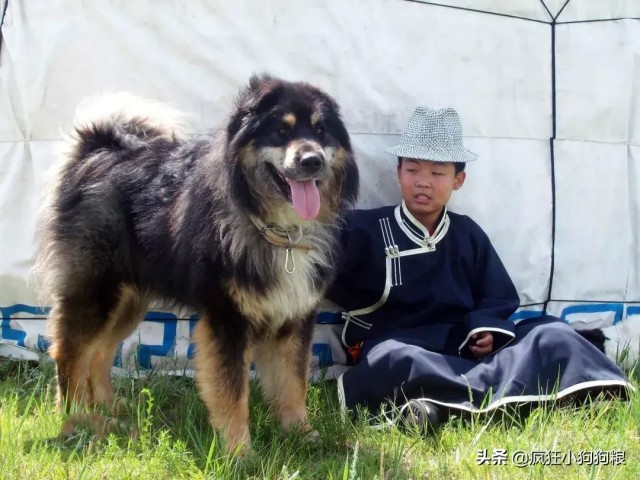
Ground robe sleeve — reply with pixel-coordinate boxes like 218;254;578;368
459;217;520;357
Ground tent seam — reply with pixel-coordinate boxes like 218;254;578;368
401;0;550;24
0;0;9;58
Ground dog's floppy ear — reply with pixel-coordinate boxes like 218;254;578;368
320;95;352;153
227;73;282;139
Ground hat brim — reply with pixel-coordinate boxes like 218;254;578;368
385;144;477;163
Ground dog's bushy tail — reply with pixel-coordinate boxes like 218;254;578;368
52;92;189;181
31;93;188;303
65;92;188;157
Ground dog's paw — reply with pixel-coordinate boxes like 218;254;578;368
60;412;118;439
227;439;254;458
112;397;130;416
286;421;319;443
305;429;320;444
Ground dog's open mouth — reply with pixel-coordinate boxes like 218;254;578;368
266;163;321;221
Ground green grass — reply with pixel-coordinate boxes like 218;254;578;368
0;359;638;479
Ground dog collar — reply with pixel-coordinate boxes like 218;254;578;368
249;216;313;251
249;216;314;274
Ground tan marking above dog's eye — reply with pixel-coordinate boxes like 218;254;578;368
282;113;296;127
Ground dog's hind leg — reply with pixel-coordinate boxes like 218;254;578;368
193;312;252;454
87;284;149;410
253;314;315;435
48;305;96;412
48;283;146;413
49;294;116;413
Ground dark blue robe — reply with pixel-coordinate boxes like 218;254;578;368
327;203;632;414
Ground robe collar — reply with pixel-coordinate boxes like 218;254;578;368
394;200;450;248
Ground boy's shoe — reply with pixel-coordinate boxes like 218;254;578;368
401;399;442;433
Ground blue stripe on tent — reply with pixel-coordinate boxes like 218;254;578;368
561;303;624;325
509;309;544;322
1;304;636;369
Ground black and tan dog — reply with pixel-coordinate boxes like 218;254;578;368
33;74;359;452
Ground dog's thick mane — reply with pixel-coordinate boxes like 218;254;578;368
220;216;338;329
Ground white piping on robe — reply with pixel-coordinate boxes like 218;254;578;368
458;327;516;357
340;207;450;347
395;203;449;249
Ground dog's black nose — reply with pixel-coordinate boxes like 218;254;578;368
299;154;324;171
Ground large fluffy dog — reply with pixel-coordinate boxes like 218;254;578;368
34;74;359;452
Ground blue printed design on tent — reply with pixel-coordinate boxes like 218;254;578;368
0;305;50;348
137;312;178;369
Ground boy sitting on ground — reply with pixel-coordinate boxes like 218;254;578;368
326;106;631;428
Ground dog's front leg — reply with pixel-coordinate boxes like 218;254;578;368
253;313;316;435
193;313;252;454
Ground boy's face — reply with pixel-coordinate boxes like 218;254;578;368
397;158;466;228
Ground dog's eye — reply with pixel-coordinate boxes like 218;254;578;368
278;128;289;136
315;127;323;135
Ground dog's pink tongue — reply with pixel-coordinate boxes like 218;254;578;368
287;179;321;220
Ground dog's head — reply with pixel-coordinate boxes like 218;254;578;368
225;74;359;223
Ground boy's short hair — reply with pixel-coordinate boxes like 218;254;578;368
397;157;466;174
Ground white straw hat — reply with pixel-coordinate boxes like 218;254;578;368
386;106;477;163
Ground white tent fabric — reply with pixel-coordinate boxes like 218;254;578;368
0;0;638;375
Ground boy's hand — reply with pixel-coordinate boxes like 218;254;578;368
469;332;493;358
